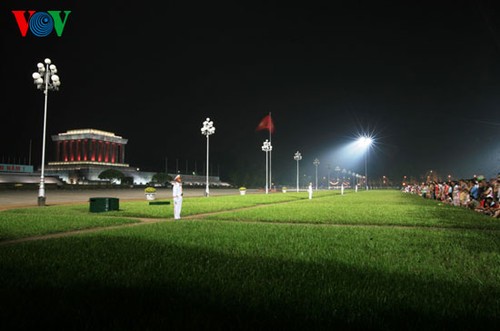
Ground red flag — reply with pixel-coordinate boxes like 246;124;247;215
256;114;275;134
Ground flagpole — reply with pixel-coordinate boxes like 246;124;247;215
269;112;272;192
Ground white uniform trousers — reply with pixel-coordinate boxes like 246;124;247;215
174;197;182;219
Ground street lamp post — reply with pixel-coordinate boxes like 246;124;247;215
327;163;331;190
294;151;302;192
201;117;215;197
32;58;61;206
313;158;320;190
261;139;272;194
364;152;368;190
365;151;368;190
357;136;373;190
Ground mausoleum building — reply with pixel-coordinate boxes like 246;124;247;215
45;129;154;184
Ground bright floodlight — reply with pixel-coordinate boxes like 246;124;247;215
358;136;373;148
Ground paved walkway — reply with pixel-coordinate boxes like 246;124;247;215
0;188;243;210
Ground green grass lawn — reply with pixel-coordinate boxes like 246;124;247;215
0;209;138;241
0;192;311;241
0;190;499;330
107;191;311;218
207;191;500;230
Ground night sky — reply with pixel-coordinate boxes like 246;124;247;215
2;1;500;186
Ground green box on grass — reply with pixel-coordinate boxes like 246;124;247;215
89;197;119;213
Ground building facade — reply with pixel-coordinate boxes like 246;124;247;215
45;129;154;185
50;128;128;166
2;129;228;187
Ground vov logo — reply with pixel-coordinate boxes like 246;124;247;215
12;10;72;37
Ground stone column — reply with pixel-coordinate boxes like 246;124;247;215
103;141;107;162
117;144;122;163
99;141;104;162
76;140;80;161
111;143;116;163
121;144;125;164
63;140;67;161
90;140;93;161
83;139;87;161
69;140;74;161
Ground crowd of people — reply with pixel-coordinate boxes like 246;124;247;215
402;173;500;218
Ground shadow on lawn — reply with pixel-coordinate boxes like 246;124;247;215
0;235;499;331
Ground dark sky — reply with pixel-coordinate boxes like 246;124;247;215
2;0;500;185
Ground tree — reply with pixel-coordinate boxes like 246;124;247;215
122;176;134;185
152;172;172;186
98;169;125;184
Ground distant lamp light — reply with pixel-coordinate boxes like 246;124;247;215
293;151;302;192
313;158;320;190
261;139;272;194
201;117;215;197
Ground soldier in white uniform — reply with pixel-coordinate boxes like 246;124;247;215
172;175;183;219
